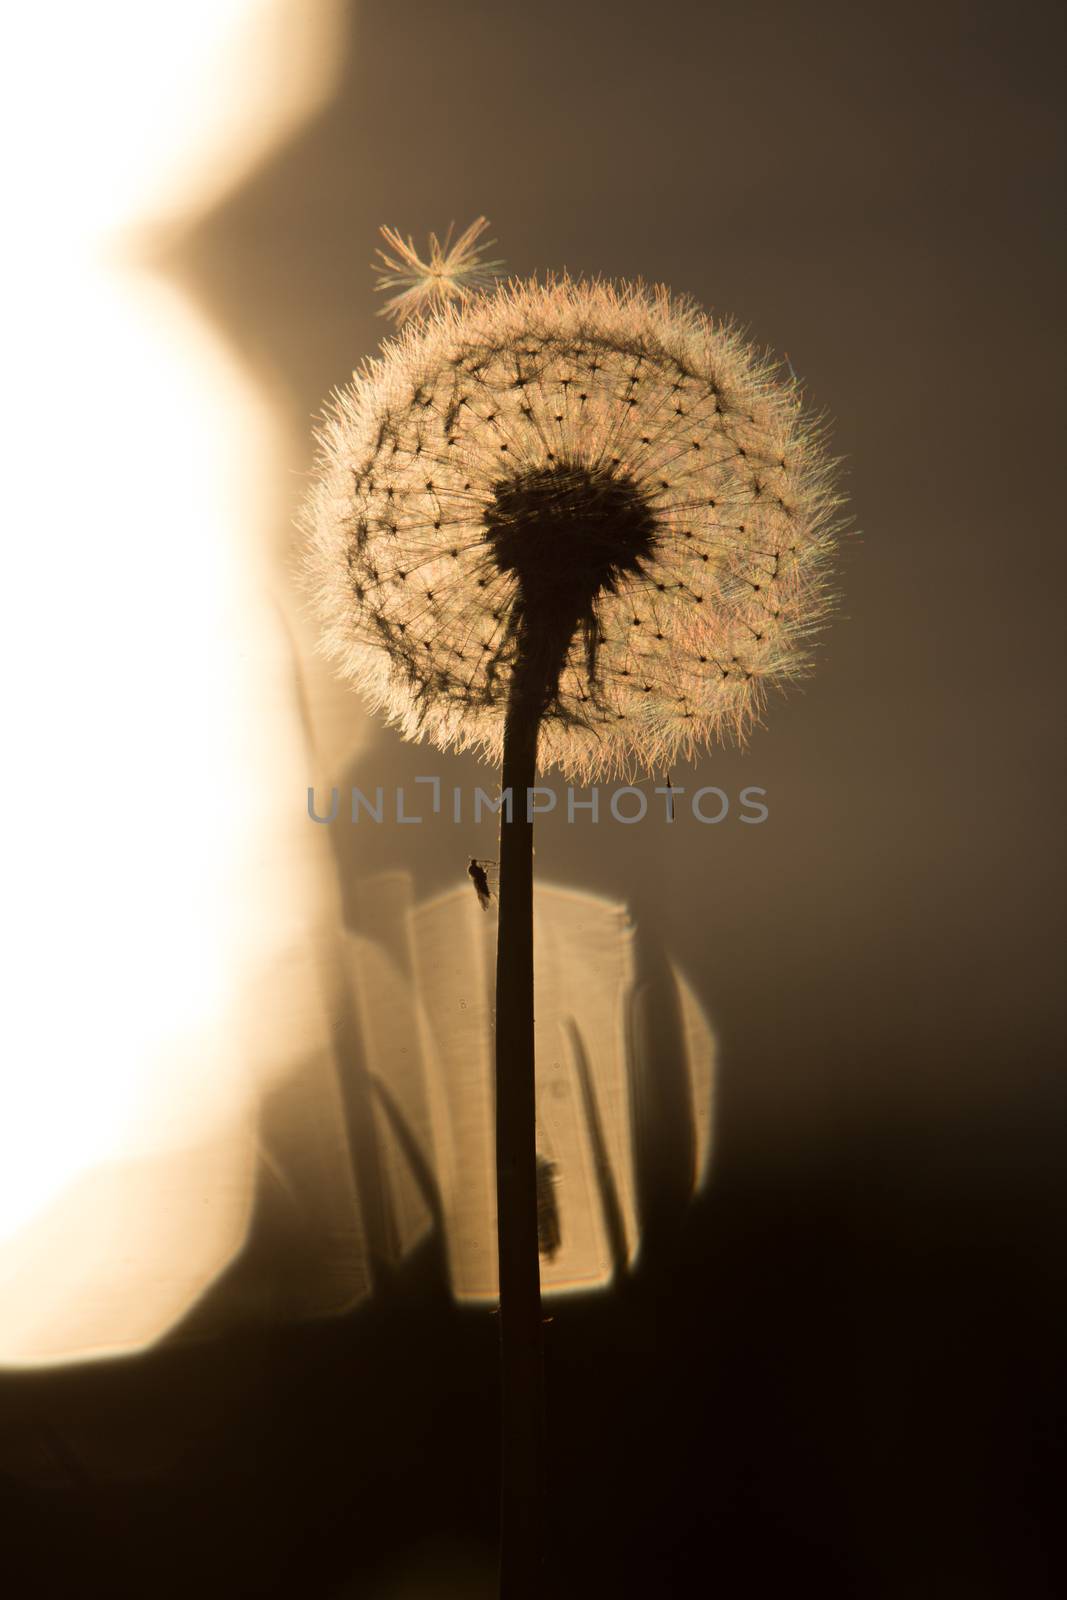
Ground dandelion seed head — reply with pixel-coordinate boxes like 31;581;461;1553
302;277;843;781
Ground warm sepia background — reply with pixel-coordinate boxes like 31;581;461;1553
1;1;1062;1595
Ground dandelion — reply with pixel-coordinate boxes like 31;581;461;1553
372;216;504;325
304;277;840;782
302;269;844;1598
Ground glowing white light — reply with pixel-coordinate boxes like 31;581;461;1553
0;1;346;1366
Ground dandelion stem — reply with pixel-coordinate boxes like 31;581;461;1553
495;636;552;1599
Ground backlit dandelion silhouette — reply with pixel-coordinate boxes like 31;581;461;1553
305;277;839;781
302;241;844;1599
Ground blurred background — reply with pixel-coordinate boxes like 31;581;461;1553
0;0;1063;1594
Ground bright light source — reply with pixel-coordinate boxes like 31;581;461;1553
0;0;346;1366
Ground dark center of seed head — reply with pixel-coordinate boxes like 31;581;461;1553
488;461;655;618
485;461;658;710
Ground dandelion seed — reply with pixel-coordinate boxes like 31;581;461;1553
372;216;504;325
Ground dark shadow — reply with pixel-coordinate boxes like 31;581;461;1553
369;1071;445;1236
626;924;698;1263
564;1018;629;1279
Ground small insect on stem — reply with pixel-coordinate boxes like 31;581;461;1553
468;856;497;911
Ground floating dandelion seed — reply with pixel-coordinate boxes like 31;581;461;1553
372;216;504;325
302;264;846;1600
304;276;841;782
